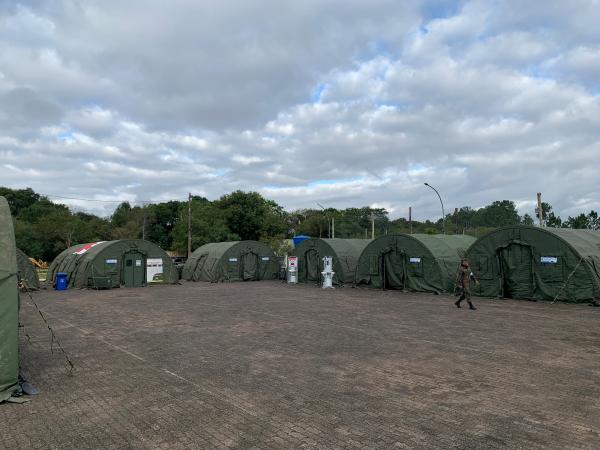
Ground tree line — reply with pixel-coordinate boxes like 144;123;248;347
1;186;598;262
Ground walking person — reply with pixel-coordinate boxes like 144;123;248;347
455;259;478;310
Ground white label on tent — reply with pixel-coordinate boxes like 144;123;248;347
409;257;421;263
541;256;558;264
261;256;270;261
135;260;142;267
229;257;238;262
146;258;163;281
105;259;117;264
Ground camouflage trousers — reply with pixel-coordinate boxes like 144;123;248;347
456;286;472;304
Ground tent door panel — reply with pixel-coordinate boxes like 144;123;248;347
382;251;405;290
241;252;259;281
123;251;145;287
225;257;239;281
305;249;320;283
499;244;534;299
193;254;208;281
368;255;379;275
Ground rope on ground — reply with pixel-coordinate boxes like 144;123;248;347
551;258;583;304
19;279;75;375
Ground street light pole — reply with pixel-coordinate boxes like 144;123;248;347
424;182;445;234
317;203;330;238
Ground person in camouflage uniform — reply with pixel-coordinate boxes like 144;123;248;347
455;259;478;310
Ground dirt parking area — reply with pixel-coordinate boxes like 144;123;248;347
1;281;599;449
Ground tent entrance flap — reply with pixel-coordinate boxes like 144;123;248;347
193;254;208;281
123;251;145;287
0;197;19;402
382;250;405;290
241;252;259;281
304;249;320;283
498;243;534;299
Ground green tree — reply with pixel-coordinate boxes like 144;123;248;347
521;213;535;226
535;202;562;227
473;200;520;227
0;187;40;216
587;210;600;230
564;213;589;229
171;197;239;253
215;191;287;241
145;201;182;249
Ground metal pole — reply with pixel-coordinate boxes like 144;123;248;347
187;192;192;258
317;203;330;238
332;217;335;238
409;206;412;234
537;192;543;226
424;183;445;234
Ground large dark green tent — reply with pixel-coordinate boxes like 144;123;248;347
182;241;278;282
16;248;40;291
292;238;370;286
355;234;476;293
466;226;600;303
47;239;178;289
1;196;19;402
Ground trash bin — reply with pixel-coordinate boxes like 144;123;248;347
55;272;68;291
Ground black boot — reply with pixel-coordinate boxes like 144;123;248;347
454;299;461;308
468;302;476;310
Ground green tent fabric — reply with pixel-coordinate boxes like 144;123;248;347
292;238;370;286
182;241;278;282
0;196;20;402
47;239;178;289
16;248;40;291
466;226;600;303
355;234;476;293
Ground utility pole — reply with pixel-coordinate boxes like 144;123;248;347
371;212;375;239
409;206;413;234
187;192;192;258
332;217;335;238
142;210;146;240
537;192;543;226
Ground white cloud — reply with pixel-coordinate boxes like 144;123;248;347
1;0;599;219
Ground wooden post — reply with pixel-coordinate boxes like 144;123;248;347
371;212;375;239
332;217;335;238
409;206;413;234
187;192;192;257
537;192;543;226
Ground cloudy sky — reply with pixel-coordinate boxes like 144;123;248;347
1;0;599;220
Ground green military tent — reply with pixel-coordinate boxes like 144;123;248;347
47;239;178;289
292;238;370;286
466;226;600;303
16;248;40;291
355;234;476;293
182;241;278;282
1;197;20;402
